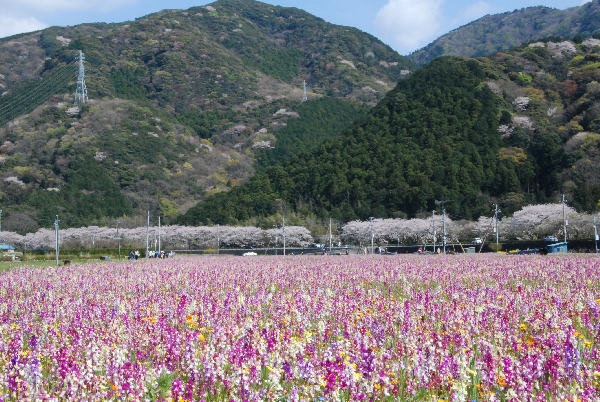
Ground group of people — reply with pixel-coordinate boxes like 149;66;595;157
148;250;174;259
127;250;174;259
128;250;141;260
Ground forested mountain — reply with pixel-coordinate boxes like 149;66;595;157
410;0;600;66
0;0;411;232
181;37;600;224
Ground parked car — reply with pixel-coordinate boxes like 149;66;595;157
244;245;253;249
473;238;483;244
544;236;558;242
242;252;257;256
307;244;319;249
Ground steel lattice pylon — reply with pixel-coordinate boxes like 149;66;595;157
74;50;88;105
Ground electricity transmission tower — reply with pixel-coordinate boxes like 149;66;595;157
74;50;88;105
302;81;308;102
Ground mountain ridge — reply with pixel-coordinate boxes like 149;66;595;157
0;0;412;232
409;0;600;65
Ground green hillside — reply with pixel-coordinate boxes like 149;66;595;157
181;38;600;224
410;0;600;66
0;0;412;231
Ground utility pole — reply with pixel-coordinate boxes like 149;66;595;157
274;224;279;256
74;50;88;105
432;210;437;253
435;200;453;254
282;217;286;256
369;217;374;254
0;209;2;245
594;216;598;254
302;81;308;102
158;216;161;254
329;218;332;252
561;194;568;243
116;221;121;261
145;211;150;259
217;224;220;255
494;204;501;250
54;215;60;266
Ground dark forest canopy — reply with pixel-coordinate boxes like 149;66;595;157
181;57;522;224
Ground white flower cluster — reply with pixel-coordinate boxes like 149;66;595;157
1;225;314;250
94;151;107;162
512;97;530;111
548;41;577;58
498;125;515;138
582;38;600;48
251;140;274;149
513;116;535;130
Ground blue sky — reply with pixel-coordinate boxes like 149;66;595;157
0;0;591;55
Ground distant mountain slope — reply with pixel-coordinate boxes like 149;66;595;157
180;37;600;224
0;0;413;109
410;0;600;65
0;0;412;231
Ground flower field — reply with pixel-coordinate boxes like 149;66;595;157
0;255;599;401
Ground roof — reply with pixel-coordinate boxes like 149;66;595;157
547;242;568;247
0;245;15;250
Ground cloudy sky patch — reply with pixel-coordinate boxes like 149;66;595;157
375;0;445;54
0;15;47;39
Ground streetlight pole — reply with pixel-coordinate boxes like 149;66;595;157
158;216;161;254
54;215;60;266
432;210;436;253
594;216;598;254
145;211;150;259
329;218;332;252
117;220;121;261
282;217;286;256
494;204;501;250
435;199;453;254
369;217;374;254
442;208;447;254
561;194;568;243
217;224;220;255
274;224;279;256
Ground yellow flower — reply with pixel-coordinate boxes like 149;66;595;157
353;372;361;381
198;333;205;342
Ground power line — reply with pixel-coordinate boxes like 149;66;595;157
0;59;78;127
0;59;76;114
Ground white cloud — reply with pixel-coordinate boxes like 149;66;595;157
375;0;445;54
457;1;493;25
0;15;47;39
